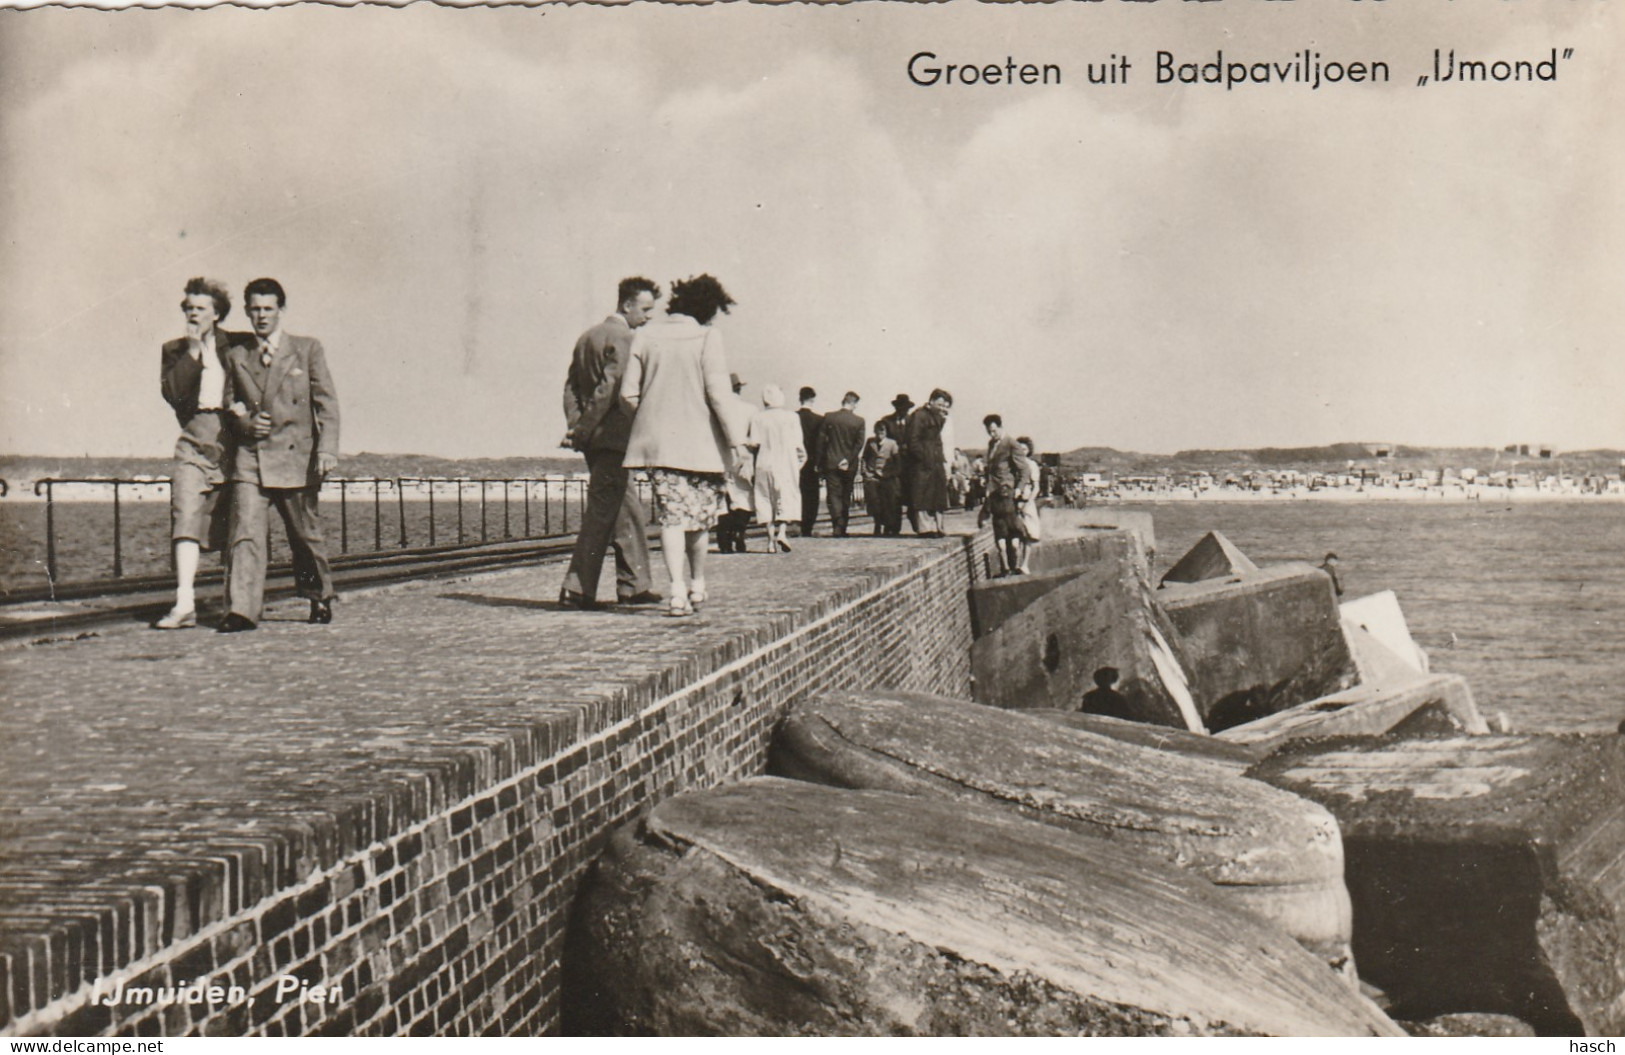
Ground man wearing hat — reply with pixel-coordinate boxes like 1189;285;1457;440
886;394;916;532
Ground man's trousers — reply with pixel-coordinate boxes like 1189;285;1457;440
227;480;334;622
563;447;652;601
799;466;821;536
823;470;858;537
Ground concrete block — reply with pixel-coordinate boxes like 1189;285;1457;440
1249;734;1625;1035
969;567;1090;641
1037;508;1156;567
971;546;1202;730
566;777;1400;1036
772;690;1354;969
1341;591;1429;675
1400;1013;1537;1037
1216;673;1489;753
1342;617;1426;687
1025;527;1150;578
968;531;1139;640
1027;709;1262;773
1161;530;1260;586
1159;563;1359;731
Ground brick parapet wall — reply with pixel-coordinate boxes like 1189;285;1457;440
7;532;992;1037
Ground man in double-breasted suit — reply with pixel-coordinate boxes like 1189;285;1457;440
559;276;659;608
219;277;340;632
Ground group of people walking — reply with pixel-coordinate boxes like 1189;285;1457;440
156;270;1040;630
155;276;341;633
793;387;960;540
560;276;981;618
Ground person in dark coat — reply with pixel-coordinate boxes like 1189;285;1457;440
796;386;823;537
885;394;916;531
906;388;953;536
817;390;866;537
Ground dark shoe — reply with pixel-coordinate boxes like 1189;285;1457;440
617;590;663;606
777;539;792;553
309;599;334;625
217;613;257;634
558;590;600;610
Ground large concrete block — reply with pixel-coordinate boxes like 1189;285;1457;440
972;548;1202;730
772;689;1353;968
566;778;1400;1036
1216;673;1489;754
968;530;1140;640
1161;530;1260;586
1037;507;1156;566
1025;526;1150;578
1159;563;1359;731
1249;734;1625;1035
1027;709;1263;773
1341;590;1430;677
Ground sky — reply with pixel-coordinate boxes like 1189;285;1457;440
1;0;1621;459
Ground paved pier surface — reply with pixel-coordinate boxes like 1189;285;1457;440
0;520;977;1030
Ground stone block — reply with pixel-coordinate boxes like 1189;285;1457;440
1249;734;1625;1035
1341;591;1429;675
968;531;1140;640
1216;673;1488;753
1160;530;1260;586
1026;709;1262;773
772;690;1353;968
972;550;1202;730
1342;617;1427;688
565;777;1399;1036
1036;508;1156;566
1159;563;1359;731
1400;1013;1536;1037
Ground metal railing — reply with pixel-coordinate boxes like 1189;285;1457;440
334;477;396;554
16;474;612;587
32;477;138;582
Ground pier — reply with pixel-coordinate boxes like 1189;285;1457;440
1;523;992;1036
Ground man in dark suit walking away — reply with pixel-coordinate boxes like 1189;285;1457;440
818;391;866;537
218;278;339;632
796;386;823;537
559;277;661;608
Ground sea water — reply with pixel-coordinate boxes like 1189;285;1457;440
4;498;1620;733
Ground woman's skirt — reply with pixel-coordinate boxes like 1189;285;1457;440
1018;497;1043;542
649;469;727;531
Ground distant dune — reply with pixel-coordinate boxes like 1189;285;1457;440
1052;444;1625;475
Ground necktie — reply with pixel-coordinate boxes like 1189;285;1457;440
260;339;273;367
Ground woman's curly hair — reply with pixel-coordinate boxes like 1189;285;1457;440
667;274;736;325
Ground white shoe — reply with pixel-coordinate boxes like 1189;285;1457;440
153;606;197;630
